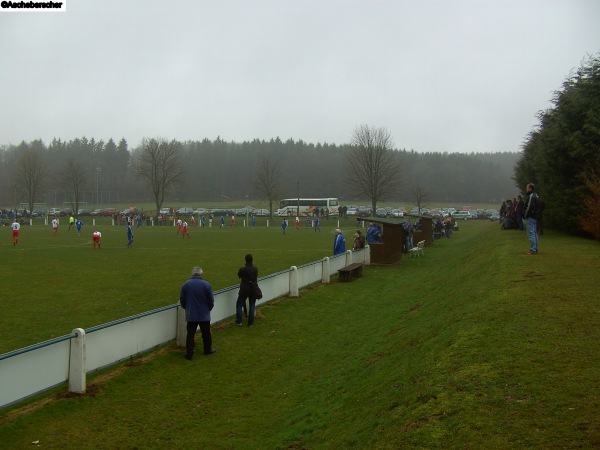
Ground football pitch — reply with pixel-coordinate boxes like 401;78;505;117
1;216;350;354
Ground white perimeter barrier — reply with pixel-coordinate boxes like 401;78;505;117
0;248;369;408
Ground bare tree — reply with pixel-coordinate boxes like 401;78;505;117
251;157;284;218
59;159;87;215
412;182;428;214
135;138;184;217
12;146;49;217
346;125;401;215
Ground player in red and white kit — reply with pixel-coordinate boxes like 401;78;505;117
92;231;102;249
11;219;20;246
182;220;191;238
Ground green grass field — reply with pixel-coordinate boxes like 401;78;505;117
1;218;599;448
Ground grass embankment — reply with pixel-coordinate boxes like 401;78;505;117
1;220;598;448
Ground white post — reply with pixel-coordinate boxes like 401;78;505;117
322;257;330;284
176;306;187;347
69;328;86;394
92;218;96;226
289;266;299;297
267;219;270;227
151;217;154;227
365;245;371;265
345;250;353;266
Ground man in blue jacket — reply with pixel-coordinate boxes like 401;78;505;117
180;266;215;360
333;228;346;256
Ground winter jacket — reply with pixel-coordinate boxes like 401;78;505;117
180;275;214;322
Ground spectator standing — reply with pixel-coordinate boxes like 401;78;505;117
515;195;525;230
127;223;134;247
179;266;215;359
524;183;539;254
333;228;346;255
366;223;381;244
352;229;365;250
11;219;20;246
235;254;259;327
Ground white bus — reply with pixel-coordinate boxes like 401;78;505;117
276;198;339;216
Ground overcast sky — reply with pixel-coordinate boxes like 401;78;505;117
1;0;598;153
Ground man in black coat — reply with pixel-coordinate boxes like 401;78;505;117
235;254;259;327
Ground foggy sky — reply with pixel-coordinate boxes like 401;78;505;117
1;0;598;153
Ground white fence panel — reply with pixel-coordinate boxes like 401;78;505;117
0;339;71;407
211;287;239;323
296;262;322;288
86;307;177;372
328;254;348;274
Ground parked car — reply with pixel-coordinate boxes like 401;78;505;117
254;209;270;216
48;208;61;216
101;208;118;216
489;211;500;221
375;208;388;217
91;209;103;216
451;211;471;220
409;208;420;215
120;208;139;216
77;209;90;216
390;209;404;217
346;207;358;216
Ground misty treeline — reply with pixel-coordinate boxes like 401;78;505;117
514;53;600;238
0;136;519;208
0;137;519;206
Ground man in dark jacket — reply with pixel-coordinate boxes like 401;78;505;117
523;183;539;255
180;266;215;359
235;254;259;327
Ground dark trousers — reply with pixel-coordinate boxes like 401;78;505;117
236;296;256;325
186;321;212;357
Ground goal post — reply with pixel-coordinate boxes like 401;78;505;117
20;202;48;213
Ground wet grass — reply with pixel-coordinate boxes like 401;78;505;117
1;220;599;448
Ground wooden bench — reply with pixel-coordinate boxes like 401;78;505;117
337;262;364;282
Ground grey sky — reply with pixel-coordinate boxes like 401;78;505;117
1;0;598;153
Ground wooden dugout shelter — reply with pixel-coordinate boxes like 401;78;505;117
358;215;434;265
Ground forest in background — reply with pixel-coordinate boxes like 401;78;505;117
0;136;519;208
